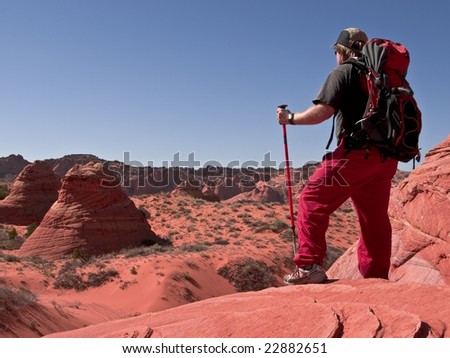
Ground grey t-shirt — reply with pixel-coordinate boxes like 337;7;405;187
313;61;368;143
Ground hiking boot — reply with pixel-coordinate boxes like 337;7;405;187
284;264;327;285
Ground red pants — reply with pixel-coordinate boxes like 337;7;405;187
294;143;398;279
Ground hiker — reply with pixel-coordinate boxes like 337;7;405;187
277;28;398;284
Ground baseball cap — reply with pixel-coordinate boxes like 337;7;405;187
334;28;368;51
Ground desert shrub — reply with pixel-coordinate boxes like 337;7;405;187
252;218;289;234
218;257;273;292
187;225;198;232
0;185;9;200
72;248;91;262
339;207;354;214
123;243;173;258
0;252;20;262
7;227;17;240
214;237;229;245
23;256;56;277
270;219;290;233
279;229;295;243
86;269;118;287
252;221;272;233
0;284;37;312
179;242;210;252
182;287;198;302
0;227;24;250
25;223;39;238
186;260;199;270
123;246;149;258
53;261;85;290
53;260;119;291
138;205;151;219
192;198;206;207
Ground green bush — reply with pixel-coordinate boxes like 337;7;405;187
7;227;17;240
25;223;39;238
0;185;10;200
72;248;91;262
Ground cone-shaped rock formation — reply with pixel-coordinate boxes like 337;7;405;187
0;161;60;225
19;162;162;259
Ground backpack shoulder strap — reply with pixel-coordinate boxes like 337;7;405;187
325;114;336;151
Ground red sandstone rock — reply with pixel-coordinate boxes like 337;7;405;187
212;176;249;200
224;181;285;204
0;161;60;225
18;162;162;259
201;185;221;202
171;181;220;202
44;279;450;338
0;154;30;181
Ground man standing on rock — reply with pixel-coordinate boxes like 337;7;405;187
277;28;398;284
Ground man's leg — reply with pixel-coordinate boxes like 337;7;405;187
294;148;354;268
351;158;398;278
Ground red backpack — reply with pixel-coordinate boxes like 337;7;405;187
345;38;422;163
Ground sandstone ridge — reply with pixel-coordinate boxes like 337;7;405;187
45;279;450;338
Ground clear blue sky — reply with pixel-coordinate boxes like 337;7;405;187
1;0;449;171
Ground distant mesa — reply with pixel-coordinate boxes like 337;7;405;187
171;180;220;202
224;181;285;204
0;154;30;182
0;153;298;202
44;153;104;178
19;162;164;259
0;161;60;225
0;153;104;182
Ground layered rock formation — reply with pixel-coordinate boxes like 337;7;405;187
0;161;60;225
389;135;450;284
0;154;29;181
19;162;162;259
171;181;220;202
224;181;285;204
45;279;450;338
328;135;450;285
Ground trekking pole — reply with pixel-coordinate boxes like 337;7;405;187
278;104;297;255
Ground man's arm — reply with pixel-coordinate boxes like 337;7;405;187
277;103;335;125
